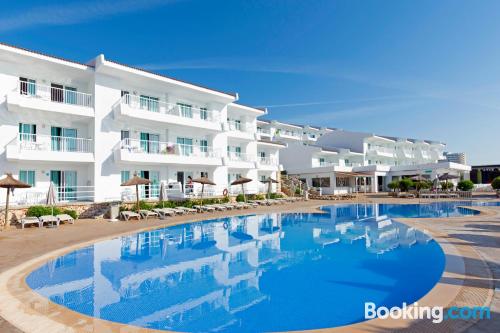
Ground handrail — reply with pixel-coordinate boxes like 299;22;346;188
120;95;219;122
120;138;221;158
16;133;93;153
17;80;93;108
227;151;255;162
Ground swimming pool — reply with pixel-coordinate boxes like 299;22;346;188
26;203;454;332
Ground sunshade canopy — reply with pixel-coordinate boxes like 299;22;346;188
260;177;278;184
192;177;216;186
0;173;31;189
231;177;252;186
121;175;151;186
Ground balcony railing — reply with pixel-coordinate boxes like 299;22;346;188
368;146;395;156
258;156;278;165
120;139;220;158
227;152;256;162
345;162;362;167
318;161;339;167
227;120;253;133
15;133;93;153
17;80;93;108
5;185;95;206
120;95;219;122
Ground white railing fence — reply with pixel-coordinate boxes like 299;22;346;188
2;186;95;206
17;80;93;108
120;95;219;122
16;133;93;153
120;139;221;158
227;152;256;162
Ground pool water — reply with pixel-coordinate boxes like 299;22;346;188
25;203;461;332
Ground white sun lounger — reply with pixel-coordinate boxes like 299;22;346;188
176;207;197;214
152;208;175;217
56;214;75;225
121;211;141;221
20;217;42;229
39;215;59;227
139;210;159;220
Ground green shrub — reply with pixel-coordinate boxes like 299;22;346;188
132;200;154;211
457;180;474;191
26;205;61;217
491;176;500;190
398;178;414;192
440;182;454;190
269;193;282;199
415;180;432;191
295;188;301;195
62;209;78;219
236;194;245;202
388;181;399;192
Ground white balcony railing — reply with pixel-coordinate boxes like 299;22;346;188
120;95;219;122
318;161;339;167
257;128;272;136
368;146;395;156
345;162;362;167
5;185;95;206
14;133;93;153
120;139;220;158
17;80;93;108
258;156;278;165
227;120;253;133
227;152;256;162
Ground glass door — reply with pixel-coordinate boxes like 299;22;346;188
177;137;193;156
65;86;77;105
51;127;62;151
150;171;160;198
19;123;36;142
63;128;77;152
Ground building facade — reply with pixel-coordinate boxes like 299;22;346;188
259;122;471;194
0;44;284;205
444;152;467;165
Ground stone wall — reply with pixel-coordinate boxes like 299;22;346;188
0;201;119;228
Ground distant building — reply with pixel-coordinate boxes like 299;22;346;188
444;152;467;165
470;165;500;184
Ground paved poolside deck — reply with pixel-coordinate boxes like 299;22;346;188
0;196;498;333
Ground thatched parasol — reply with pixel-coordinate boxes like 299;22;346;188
438;173;459;190
261;177;279;200
121;173;151;212
231;177;252;202
46;182;57;216
192;177;216;206
0;173;31;230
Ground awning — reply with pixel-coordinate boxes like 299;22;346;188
334;171;373;177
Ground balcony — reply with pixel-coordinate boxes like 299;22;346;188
114;139;223;166
225;120;256;140
276;130;301;140
223;152;256;169
316;160;339;168
114;95;222;131
6;134;94;162
256;156;279;171
7;80;94;118
367;146;396;158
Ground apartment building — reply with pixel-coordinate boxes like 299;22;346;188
0;43;284;205
260;121;470;194
444;152;467;165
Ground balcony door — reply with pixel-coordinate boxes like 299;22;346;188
140;132;159;154
50;170;77;201
176;137;193;156
19;123;36;142
51;127;77;152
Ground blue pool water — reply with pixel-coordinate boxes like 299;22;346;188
28;201;487;332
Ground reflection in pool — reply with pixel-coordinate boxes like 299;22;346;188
27;204;446;332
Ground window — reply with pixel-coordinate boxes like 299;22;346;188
200;139;208;153
19;123;36;142
200;107;208;120
201;171;208;178
140;132;160;153
177;103;193;118
177;137;193;155
140;95;159;112
51;83;64;102
319;158;325;165
65;86;77;105
19;77;36;96
336;177;349;187
121;130;130;140
121;90;130;104
121;171;130;183
19;170;35;187
312;177;330;187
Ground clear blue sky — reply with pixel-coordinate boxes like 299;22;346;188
2;0;499;164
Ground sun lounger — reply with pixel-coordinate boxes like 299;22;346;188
20;217;42;229
220;204;234;210
139;210;159;220
176;207;197;214
56;214;75;225
39;215;59;227
236;202;251;209
121;211;141;221
152;208;175;217
194;205;215;212
210;204;227;211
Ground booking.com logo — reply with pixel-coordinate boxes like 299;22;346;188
365;302;491;323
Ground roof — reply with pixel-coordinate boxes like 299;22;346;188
0;41;237;99
229;102;267;114
257;139;287;147
0;41;93;69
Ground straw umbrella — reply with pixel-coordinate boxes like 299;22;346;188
261;177;279;200
438;173;459;191
159;182;168;207
46;182;57;216
231;177;252;202
0;173;31;230
192;177;216;206
121;173;151;212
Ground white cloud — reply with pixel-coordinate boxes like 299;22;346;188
0;0;181;32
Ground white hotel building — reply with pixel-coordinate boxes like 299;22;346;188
257;120;471;194
0;43;285;205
